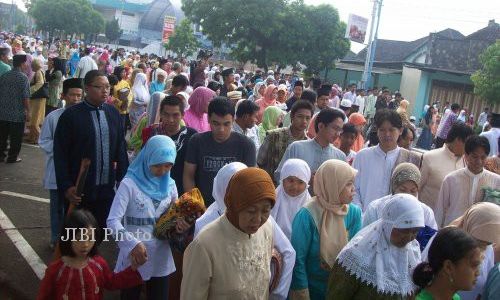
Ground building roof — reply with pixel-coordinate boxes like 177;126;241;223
91;0;148;12
139;0;184;32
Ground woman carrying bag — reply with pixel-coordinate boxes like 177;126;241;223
28;58;48;144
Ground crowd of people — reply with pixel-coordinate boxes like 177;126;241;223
0;33;499;300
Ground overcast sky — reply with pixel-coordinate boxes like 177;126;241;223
4;0;499;52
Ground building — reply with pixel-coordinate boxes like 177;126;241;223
328;20;499;119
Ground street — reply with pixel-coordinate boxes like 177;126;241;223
0;144;121;299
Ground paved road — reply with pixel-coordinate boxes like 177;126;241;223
0;144;121;299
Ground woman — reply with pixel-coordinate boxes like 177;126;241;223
348;113;367;152
129;72;150;128
45;57;65;115
327;193;425;300
129;91;164;152
397;99;411;127
413;227;481;300
113;66;132;132
28;58;47;144
193;163;296;300
416;106;435;150
181;168;277;299
258;105;285;143
248;81;265;102
422;202;500;300
107;135;190;299
183;87;216;133
290;159;362;299
255;84;278;123
149;69;166;95
271;158;311;240
363;163;438;250
68;50;80;77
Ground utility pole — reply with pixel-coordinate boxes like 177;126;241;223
360;0;383;89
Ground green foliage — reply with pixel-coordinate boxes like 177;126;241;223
164;18;200;58
29;0;104;38
471;41;500;105
15;24;27;35
181;0;349;71
105;18;122;43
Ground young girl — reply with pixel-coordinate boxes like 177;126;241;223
413;227;481;300
271;158;311;240
107;135;191;299
37;209;143;299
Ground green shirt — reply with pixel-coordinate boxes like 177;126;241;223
416;289;460;300
0;61;11;77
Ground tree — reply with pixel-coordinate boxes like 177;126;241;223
471;41;500;105
164;19;200;58
105;19;122;43
29;0;104;39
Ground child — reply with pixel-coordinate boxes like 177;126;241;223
107;135;191;299
37;209;143;299
271;158;311;240
338;123;358;164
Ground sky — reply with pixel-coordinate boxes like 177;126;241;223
3;0;499;52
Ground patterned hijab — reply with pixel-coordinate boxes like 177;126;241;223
391;163;421;194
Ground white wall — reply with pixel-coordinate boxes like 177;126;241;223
399;66;422;115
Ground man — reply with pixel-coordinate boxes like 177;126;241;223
375;89;391;111
142;95;197;195
339;99;352;117
435;103;461;148
167;74;189;96
258;100;314;183
343;84;357;102
285;80;304;111
307;86;332;138
54;70;128;229
477;107;489;128
364;87;378;121
353;109;422;211
275;108;346;184
233;100;261;152
0;54;30;163
419;122;474;210
480;113;499;157
0;47;11;77
388;92;402;110
184;97;256;206
75;48;98;79
352;89;366;114
39;78;83;248
339;123;358;164
167;62;183;81
435;135;500;227
219;68;235;97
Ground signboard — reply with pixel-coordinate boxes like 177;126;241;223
345;14;368;44
162;16;177;44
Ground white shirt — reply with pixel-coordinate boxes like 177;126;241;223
39;108;65;190
194;209;295;300
478;112;488;127
232;122;260;153
353;95;366;115
480;127;499;157
107;178;177;280
353;145;401;211
77;55;98;79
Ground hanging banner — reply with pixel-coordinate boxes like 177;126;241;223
162;16;177;44
345;14;368;44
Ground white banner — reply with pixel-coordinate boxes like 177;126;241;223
345;14;368;44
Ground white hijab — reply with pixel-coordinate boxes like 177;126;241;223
337;194;424;296
194;162;247;236
271;159;311;240
132;72;150;105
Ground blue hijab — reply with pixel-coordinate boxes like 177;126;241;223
126;135;177;200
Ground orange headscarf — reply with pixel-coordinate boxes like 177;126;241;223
348;113;367;152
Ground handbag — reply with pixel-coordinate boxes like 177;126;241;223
30;72;49;99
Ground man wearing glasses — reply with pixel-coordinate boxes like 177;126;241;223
275;108;346;193
53;70;128;230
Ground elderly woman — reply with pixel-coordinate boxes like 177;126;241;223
181;168;277;299
327;194;425;300
290;160;362;299
28;58;47;144
248;81;265;102
255;85;279;123
422;202;500;300
363;162;438;250
149;69;166;95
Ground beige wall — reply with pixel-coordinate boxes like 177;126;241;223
399;66;422;115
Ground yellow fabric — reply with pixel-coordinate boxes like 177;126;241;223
313;159;357;269
449;202;500;245
113;80;132;114
28;98;46;143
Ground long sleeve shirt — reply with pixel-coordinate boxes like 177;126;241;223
39;108;65;190
352;145;400;211
435;168;500;228
106;178;178;280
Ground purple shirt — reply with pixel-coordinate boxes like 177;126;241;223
436;111;458;139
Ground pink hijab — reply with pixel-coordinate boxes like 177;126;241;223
255;84;278;123
183;87;216;132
